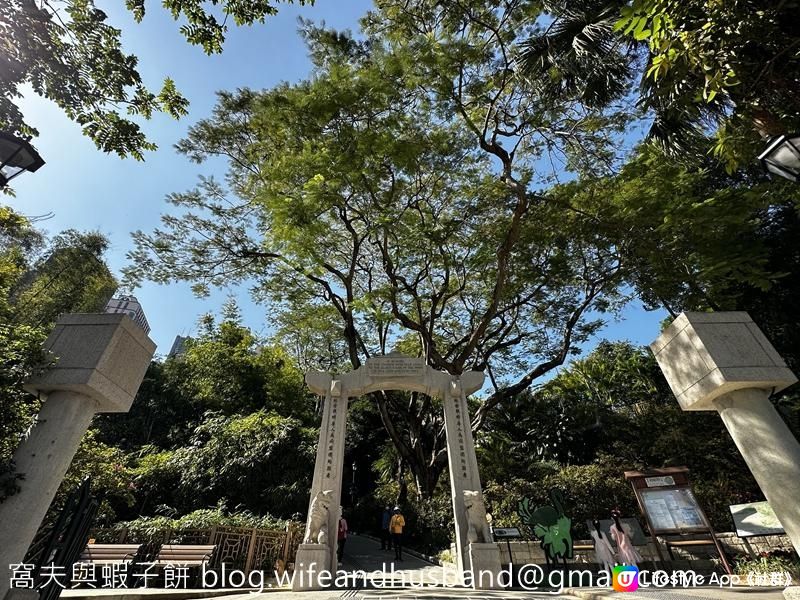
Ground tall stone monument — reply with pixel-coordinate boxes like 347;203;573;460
0;314;156;600
292;353;503;591
650;312;800;560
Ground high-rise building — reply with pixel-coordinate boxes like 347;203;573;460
104;295;150;335
168;335;190;358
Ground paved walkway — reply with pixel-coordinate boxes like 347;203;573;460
60;535;793;599
338;533;460;586
61;583;792;600
564;586;789;600
215;587;790;600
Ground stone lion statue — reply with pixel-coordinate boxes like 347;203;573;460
463;489;489;544
303;489;333;544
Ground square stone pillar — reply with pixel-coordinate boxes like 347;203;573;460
649;312;796;411
292;373;348;591
650;312;800;561
0;314;155;599
442;374;503;588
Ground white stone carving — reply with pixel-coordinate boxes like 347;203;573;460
296;355;502;590
464;490;489;544
366;352;426;377
304;489;333;544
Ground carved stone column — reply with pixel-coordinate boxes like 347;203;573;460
442;373;503;588
650;312;800;558
293;354;502;591
292;372;348;591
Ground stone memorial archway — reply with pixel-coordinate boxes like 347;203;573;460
292;352;503;590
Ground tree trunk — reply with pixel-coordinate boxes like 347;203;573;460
412;456;447;499
395;459;408;506
372;390;450;500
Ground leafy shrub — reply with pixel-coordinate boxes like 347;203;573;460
484;456;638;539
437;549;455;564
109;506;297;542
734;550;800;581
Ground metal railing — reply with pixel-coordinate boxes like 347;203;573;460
24;478;98;600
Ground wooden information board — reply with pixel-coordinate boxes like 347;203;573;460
640;487;706;532
624;466;732;573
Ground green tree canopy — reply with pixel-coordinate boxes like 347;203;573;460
126;11;631;495
545;144;800;374
166;410;316;516
1;207;117;498
1;0;311;159
518;0;800;170
0;207;46;494
11;229;117;326
94;311;314;452
547;145;787;313
122;409;316;519
479;340;767;532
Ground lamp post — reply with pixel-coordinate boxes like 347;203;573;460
0;131;45;187
758;133;800;182
350;461;357;507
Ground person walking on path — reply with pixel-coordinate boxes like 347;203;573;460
337;510;348;564
390;506;405;561
381;506;392;550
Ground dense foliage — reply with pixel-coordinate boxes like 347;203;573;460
83;314;319;525
1;207;116;499
107;507;293;543
0;0;311;160
479;341;778;535
126;2;632;497
519;0;800;169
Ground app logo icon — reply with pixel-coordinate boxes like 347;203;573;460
612;565;639;592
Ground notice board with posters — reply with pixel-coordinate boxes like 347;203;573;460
624;466;733;574
625;467;711;534
639;487;706;532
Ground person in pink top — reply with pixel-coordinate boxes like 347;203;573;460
337;509;348;564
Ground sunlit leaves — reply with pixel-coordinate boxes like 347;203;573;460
0;0;184;158
615;0;800;168
127;9;627;478
0;0;307;158
155;0;312;54
548;144;800;314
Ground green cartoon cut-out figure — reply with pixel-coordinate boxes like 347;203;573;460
517;488;573;566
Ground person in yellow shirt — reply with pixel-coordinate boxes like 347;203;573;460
389;506;405;561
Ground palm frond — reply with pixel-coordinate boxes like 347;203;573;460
516;1;633;107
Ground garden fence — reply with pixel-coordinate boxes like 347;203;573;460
90;523;303;574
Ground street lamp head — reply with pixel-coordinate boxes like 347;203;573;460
0;131;45;187
758;133;800;183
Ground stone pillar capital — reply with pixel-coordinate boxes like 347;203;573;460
650;311;796;411
305;371;333;396
650;312;800;560
1;313;155;598
24;313;156;413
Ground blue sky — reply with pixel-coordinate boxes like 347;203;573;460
7;0;666;359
